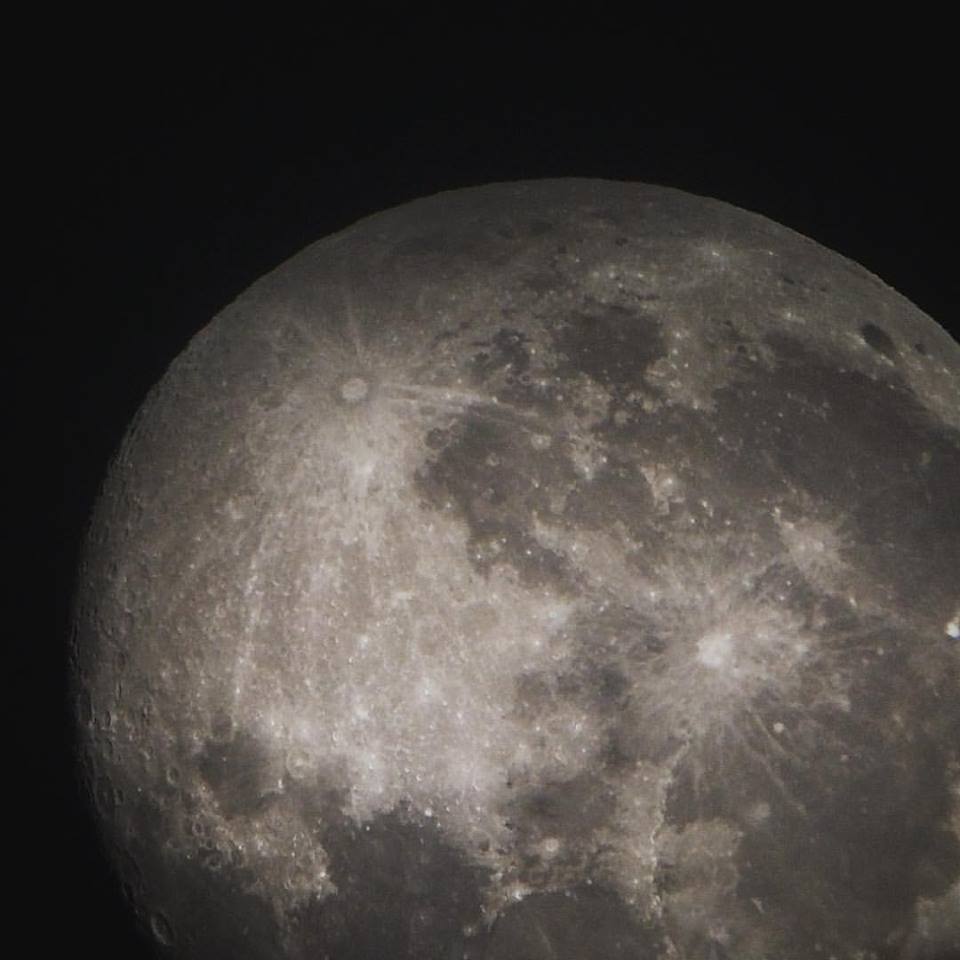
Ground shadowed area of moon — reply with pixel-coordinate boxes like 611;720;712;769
72;179;960;959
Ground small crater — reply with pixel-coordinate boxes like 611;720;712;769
150;911;174;946
285;746;314;780
541;836;561;857
198;845;225;871
425;427;451;450
339;376;370;404
139;696;154;727
859;322;897;359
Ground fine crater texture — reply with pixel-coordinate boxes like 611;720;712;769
72;179;960;959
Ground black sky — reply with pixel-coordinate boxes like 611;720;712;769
44;20;957;957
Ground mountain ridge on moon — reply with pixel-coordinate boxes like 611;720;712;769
73;179;960;959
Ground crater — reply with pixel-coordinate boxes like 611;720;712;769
150;911;175;946
859;322;897;359
696;629;733;670
339;376;370;404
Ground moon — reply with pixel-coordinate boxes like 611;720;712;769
72;179;960;959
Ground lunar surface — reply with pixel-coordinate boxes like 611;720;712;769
72;179;960;959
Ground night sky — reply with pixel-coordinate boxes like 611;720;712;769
43;18;957;957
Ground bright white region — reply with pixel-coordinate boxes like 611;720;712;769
340;377;369;403
697;630;734;670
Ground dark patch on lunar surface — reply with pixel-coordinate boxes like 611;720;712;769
562;453;659;539
660;615;960;955
713;333;960;621
469;327;532;383
860;323;897;360
479;886;665;959
74;180;960;959
734;743;960;957
149;861;281;960
860;321;898;358
290;809;489;960
553;303;665;394
505;772;618;847
197;731;278;819
415;412;580;590
104;794;283;960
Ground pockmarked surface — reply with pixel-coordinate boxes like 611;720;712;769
73;180;960;959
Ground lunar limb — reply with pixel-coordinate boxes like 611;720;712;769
73;180;960;959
